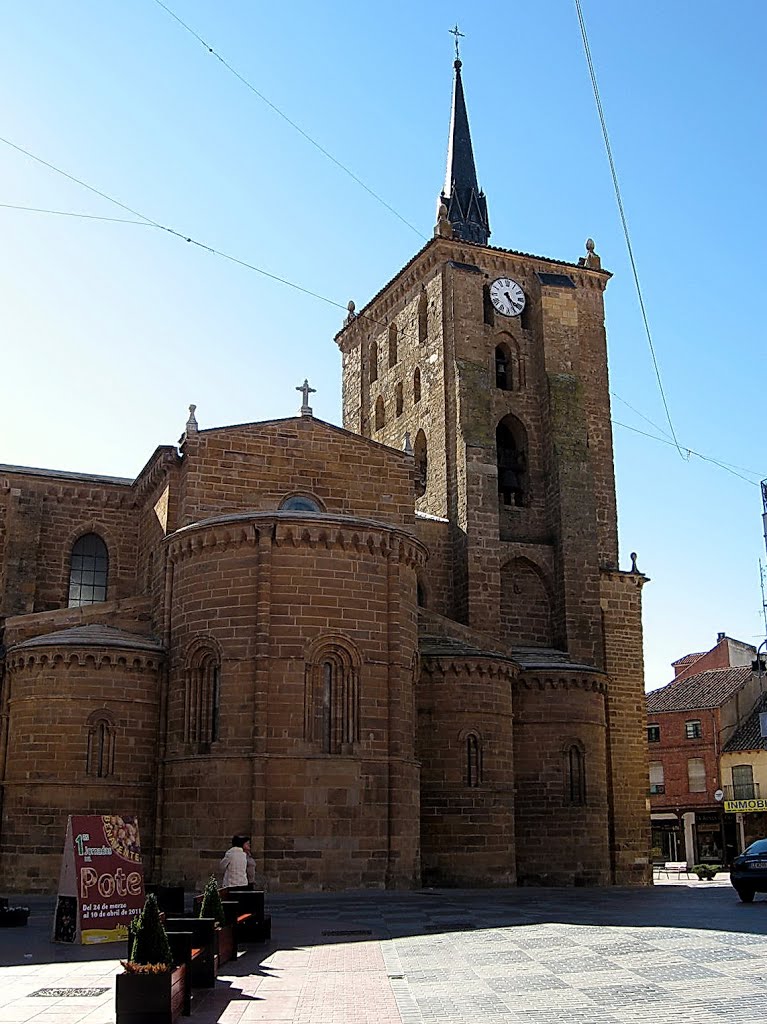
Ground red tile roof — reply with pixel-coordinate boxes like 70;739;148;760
646;666;753;713
671;651;706;668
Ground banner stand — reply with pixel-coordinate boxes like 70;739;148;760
53;814;145;945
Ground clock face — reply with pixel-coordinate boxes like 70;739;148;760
489;277;525;317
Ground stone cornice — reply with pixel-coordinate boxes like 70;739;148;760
515;669;609;695
8;648;163;673
166;511;427;568
421;654;518;680
601;567;650;590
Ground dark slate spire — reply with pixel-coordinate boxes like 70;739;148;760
439;58;490;246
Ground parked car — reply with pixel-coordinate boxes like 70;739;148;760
730;839;767;902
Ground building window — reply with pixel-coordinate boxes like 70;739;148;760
280;494;322;512
685;719;702;739
649;761;665;794
647;724;661;743
388;323;398;367
68;533;109;606
466;733;482;787
414;429;427;498
413;367;421;404
495;344;512;390
418;290;428;343
732;764;755;800
374;395;385;431
304;637;360;754
482;284;494;325
369;339;378;383
566;744;586;804
687;757;706;793
184;645;221;751
395;382;404;417
496;415;528;507
86;711;115;778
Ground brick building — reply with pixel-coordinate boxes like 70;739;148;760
647;633;760;865
0;56;651;893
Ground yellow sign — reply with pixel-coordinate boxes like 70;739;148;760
724;799;767;813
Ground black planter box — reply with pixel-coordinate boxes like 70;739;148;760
0;907;29;927
115;965;187;1024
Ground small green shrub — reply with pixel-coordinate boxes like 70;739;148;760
127;894;172;969
199;876;226;926
692;863;718;880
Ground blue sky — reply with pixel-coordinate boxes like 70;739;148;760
2;2;765;689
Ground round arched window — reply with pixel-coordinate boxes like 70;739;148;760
280;495;322;513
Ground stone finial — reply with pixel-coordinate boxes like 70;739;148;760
403;431;414;456
179;403;198;445
583;237;602;270
344;300;356;327
435;202;452;238
630;551;639;574
296;379;316;417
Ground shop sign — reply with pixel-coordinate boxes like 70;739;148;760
53;814;144;944
724;799;767;814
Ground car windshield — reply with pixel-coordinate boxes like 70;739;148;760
744;839;767;856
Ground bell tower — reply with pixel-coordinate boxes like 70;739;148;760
336;50;650;886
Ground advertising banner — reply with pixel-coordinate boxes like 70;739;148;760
724;798;767;814
53;814;145;944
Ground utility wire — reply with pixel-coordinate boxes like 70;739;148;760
611;389;675;443
612;420;761;486
151;0;428;243
3;146;763;486
0;201;149;226
574;0;685;459
0;133;386;322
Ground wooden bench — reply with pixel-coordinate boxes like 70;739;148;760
223;887;272;944
164;916;218;988
192;887;271;948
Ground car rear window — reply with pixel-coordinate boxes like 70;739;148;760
744;839;767;855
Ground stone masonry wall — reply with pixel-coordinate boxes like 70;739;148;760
159;511;424;890
418;658;516;886
1;644;161;891
513;674;611;885
601;569;652;884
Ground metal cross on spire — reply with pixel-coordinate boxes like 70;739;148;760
449;24;465;61
296;378;316;417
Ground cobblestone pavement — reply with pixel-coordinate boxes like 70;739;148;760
3;880;767;1023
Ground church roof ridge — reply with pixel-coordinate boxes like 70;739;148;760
190;414;415;461
10;624;164;653
0;462;132;487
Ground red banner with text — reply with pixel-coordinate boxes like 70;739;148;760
53;814;145;944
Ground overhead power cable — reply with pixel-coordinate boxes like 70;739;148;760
151;0;428;243
3;143;763;487
0;201;149;226
0;133;387;324
612;420;761;486
574;0;685;460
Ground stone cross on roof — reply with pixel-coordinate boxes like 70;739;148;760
296;379;316;417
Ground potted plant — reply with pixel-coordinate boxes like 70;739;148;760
115;893;187;1024
692;863;718;881
199;876;236;966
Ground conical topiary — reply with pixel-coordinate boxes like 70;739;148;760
128;893;173;968
199;875;226;926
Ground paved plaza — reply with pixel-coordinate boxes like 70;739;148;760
3;879;767;1023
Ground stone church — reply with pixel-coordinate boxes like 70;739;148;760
0;56;650;893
